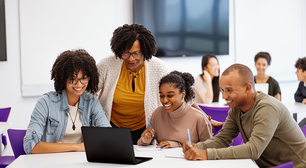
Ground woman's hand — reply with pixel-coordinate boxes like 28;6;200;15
141;129;154;140
202;70;212;83
211;119;224;127
157;141;170;149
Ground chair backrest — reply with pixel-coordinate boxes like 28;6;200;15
301;126;306;137
0;107;11;122
7;129;26;158
199;105;230;135
271;161;294;168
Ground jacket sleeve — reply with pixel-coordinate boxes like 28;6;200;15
91;97;111;127
23;97;49;154
294;82;304;102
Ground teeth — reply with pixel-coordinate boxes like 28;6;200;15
74;88;82;91
227;100;232;103
164;104;171;107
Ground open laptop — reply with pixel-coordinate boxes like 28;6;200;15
81;126;152;164
255;83;269;94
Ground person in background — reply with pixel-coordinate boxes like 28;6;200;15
24;49;111;154
294;57;306;104
97;24;222;144
137;71;212;148
194;54;220;104
183;64;306;168
254;52;281;101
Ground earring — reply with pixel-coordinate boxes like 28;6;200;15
182;98;185;103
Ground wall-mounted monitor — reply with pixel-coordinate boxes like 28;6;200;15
0;0;6;61
134;0;229;57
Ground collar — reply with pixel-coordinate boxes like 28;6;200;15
166;102;188;119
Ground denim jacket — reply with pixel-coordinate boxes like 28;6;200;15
23;90;111;154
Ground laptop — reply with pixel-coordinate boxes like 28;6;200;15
255;83;269;94
81;126;152;164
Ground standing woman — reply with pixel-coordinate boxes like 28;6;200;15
194;54;220;104
137;71;212;148
24;49;111;154
97;24;171;144
254;52;281;101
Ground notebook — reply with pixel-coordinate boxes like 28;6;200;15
81;126;152;164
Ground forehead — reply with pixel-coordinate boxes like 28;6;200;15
256;57;268;64
208;57;218;64
160;83;179;92
219;71;243;88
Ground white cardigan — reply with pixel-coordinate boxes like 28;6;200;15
97;55;171;126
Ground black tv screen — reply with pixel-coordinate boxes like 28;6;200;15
134;0;229;57
0;0;6;61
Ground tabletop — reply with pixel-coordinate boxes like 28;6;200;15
7;146;259;168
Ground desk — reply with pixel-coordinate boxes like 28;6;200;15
0;122;12;157
282;102;306;122
7;147;258;168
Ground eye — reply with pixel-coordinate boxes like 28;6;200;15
167;95;174;98
160;95;165;98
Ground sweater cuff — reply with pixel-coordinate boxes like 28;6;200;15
206;148;216;160
196;141;208;150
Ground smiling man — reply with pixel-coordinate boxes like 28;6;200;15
183;64;306;168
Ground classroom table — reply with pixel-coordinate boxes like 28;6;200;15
0;122;12;157
7;146;259;168
282;102;306;122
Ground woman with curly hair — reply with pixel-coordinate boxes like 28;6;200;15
97;24;221;144
24;49;110;154
137;71;212;148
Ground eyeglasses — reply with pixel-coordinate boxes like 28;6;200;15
122;52;142;59
68;77;90;85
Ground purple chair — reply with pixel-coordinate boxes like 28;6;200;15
199;105;244;146
301;126;306;137
0;107;15;168
271;161;294;168
7;129;26;158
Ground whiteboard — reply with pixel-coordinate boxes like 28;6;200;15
19;0;116;97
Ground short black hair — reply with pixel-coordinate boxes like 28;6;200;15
110;23;157;61
254;52;271;65
51;49;99;95
159;71;195;102
295;57;306;71
222;64;255;88
201;54;220;102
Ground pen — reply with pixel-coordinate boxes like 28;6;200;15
148;118;153;139
187;129;191;146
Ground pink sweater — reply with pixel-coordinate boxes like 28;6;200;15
137;102;212;147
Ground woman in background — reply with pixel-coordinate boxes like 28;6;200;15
194;54;220;104
137;71;212;148
254;52;281;101
24;49;110;154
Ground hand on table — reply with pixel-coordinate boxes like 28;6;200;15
141;129;154;140
302;99;306;104
157;141;170;149
183;141;207;160
75;142;85;152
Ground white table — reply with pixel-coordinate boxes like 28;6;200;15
7;147;259;168
0;122;12;157
282;102;306;122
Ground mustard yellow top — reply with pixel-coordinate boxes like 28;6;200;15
111;62;146;131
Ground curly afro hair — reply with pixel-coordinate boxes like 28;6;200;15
51;49;99;95
159;70;195;102
110;23;157;60
295;57;306;71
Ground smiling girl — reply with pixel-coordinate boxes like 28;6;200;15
137;71;212;148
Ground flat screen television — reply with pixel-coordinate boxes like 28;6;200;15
133;0;229;57
0;0;6;61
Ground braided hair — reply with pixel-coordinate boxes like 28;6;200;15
159;71;195;102
51;49;99;95
110;23;157;60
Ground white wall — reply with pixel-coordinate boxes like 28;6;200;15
0;0;306;155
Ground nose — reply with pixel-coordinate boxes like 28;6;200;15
127;54;135;61
75;80;83;86
222;91;228;100
295;70;298;74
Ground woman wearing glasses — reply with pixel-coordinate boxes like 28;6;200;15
97;24;170;144
24;49;110;154
97;24;222;144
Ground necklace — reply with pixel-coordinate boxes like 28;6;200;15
128;68;142;92
68;112;77;131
